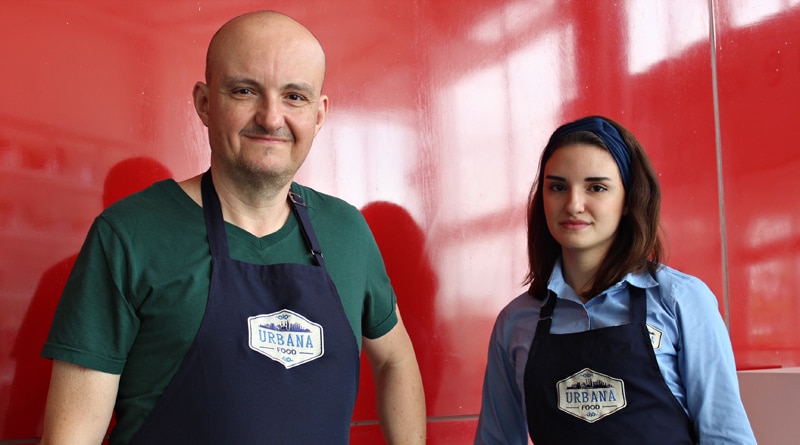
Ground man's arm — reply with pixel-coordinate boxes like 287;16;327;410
363;308;426;444
41;360;120;445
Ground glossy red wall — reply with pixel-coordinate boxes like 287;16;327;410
2;1;799;443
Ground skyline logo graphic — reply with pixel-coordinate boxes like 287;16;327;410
557;368;627;423
248;309;324;369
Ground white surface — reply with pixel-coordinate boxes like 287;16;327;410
737;367;800;444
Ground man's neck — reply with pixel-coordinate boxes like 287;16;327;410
178;172;293;238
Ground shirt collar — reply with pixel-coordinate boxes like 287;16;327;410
547;258;659;300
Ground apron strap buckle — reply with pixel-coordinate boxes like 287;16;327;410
288;191;306;206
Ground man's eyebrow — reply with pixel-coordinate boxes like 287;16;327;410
221;76;260;88
219;78;319;97
284;82;313;90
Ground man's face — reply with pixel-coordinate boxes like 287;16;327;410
194;17;328;186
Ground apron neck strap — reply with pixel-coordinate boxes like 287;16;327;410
201;170;229;258
629;284;646;324
200;171;325;268
534;291;558;336
288;187;326;268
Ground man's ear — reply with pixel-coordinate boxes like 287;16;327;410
192;81;211;127
314;94;329;136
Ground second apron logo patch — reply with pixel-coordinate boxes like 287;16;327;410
248;309;324;368
556;368;627;423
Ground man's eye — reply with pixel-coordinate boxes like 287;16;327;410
287;93;307;102
234;88;254;95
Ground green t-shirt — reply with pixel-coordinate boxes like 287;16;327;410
42;179;397;444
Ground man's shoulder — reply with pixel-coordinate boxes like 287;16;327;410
99;179;199;233
103;178;179;209
291;183;364;223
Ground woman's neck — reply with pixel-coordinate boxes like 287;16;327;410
560;249;604;303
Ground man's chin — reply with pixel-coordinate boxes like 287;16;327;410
237;164;297;187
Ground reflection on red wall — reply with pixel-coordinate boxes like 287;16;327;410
715;3;800;368
1;0;799;443
358;201;440;408
354;202;440;443
3;157;171;439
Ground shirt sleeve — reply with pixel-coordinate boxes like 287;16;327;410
673;276;757;444
41;216;140;374
475;306;530;445
360;218;398;340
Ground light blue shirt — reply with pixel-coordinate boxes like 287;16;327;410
475;261;756;445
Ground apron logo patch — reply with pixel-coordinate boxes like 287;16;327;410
557;368;627;423
248;309;324;369
647;324;663;350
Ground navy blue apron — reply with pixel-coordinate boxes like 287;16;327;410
130;171;359;444
523;286;695;444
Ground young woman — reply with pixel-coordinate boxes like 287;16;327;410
474;116;756;444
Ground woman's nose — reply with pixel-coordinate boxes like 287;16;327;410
565;190;584;214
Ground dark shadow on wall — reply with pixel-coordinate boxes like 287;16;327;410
353;201;440;421
4;157;172;440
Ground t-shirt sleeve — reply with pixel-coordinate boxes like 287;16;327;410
360;226;398;339
41;216;140;374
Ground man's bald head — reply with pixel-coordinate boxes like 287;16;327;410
204;10;326;86
192;9;329;192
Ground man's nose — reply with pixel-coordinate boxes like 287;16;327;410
255;96;283;131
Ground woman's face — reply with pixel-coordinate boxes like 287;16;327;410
542;143;626;263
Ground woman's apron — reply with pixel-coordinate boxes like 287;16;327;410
523;286;695;444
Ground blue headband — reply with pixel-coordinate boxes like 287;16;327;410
542;117;632;190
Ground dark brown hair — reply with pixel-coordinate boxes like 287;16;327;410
525;115;663;300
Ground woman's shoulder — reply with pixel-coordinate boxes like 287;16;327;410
651;264;717;308
653;264;711;289
493;292;542;331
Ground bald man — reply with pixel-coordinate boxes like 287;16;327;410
41;11;425;444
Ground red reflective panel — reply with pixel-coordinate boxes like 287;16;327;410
714;2;800;368
2;0;799;443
